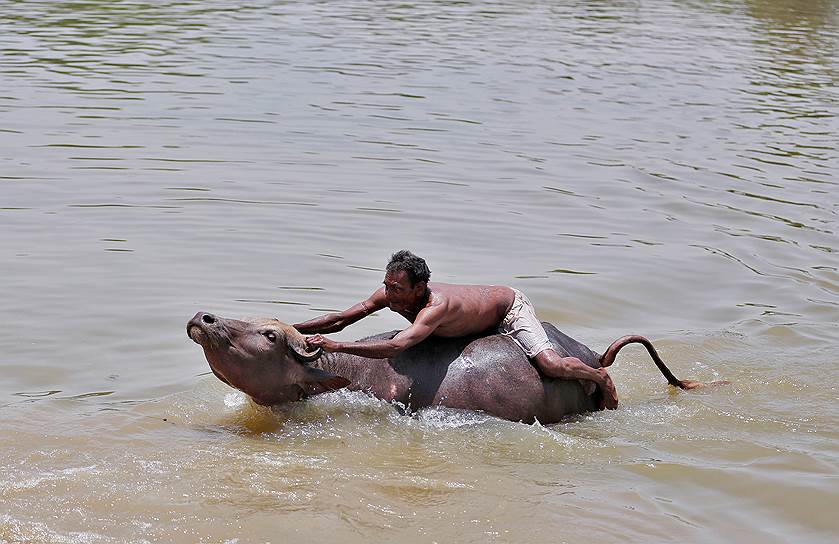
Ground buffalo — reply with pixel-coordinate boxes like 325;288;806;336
186;312;719;423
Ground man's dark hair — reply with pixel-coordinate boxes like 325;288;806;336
386;250;431;286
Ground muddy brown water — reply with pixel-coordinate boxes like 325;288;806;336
1;0;837;542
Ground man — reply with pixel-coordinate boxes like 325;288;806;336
296;250;618;408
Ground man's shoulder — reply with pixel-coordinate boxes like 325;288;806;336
427;281;475;293
428;283;516;312
427;283;479;311
427;283;458;304
428;282;508;295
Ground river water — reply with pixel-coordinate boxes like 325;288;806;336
1;0;837;542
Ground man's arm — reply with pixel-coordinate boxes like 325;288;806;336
293;289;386;334
306;298;446;359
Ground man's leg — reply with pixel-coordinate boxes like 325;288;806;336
533;349;618;409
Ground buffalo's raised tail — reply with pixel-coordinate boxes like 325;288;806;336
599;335;729;390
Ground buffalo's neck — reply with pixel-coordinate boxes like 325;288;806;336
313;352;412;403
314;351;363;380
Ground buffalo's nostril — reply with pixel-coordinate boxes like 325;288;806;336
202;314;216;325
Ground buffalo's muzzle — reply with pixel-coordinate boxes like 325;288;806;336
187;312;218;345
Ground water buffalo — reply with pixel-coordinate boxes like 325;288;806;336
186;312;715;423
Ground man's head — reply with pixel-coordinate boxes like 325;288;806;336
386;250;431;286
383;250;431;312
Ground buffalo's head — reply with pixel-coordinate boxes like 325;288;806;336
187;312;350;405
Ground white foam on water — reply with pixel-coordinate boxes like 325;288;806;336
0;514;121;544
223;390;248;409
0;465;100;493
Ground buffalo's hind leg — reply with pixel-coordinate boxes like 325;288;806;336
532;349;619;409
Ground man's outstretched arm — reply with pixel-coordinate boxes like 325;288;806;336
306;299;446;358
293;289;386;334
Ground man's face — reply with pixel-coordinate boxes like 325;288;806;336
383;270;425;312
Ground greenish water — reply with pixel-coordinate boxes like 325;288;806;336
1;1;837;542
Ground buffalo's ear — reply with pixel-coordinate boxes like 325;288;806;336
302;367;351;395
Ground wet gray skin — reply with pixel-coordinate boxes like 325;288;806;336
187;312;608;422
187;311;714;422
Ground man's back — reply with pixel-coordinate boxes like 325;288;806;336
419;283;515;337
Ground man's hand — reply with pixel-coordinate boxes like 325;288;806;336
306;334;340;353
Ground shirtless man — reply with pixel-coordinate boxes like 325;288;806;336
296;250;619;409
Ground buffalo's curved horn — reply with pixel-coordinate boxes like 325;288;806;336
291;344;323;363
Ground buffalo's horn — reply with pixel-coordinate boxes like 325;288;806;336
291;344;323;363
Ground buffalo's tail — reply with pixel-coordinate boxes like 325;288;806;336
599;335;728;390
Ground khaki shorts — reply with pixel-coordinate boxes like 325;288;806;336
498;289;553;358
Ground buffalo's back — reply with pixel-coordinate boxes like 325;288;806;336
385;323;601;422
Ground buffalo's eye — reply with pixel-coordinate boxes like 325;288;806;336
264;331;277;343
